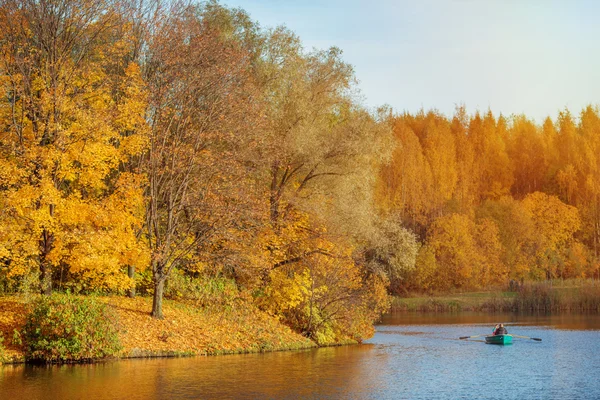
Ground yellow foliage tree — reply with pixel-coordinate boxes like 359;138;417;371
423;213;504;290
0;0;149;293
377;116;434;234
522;192;581;279
476;197;536;280
577;106;600;265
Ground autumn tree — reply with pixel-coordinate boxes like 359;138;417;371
477;112;513;199
522;192;581;280
476;197;536;280
361;213;419;294
142;3;262;318
451;106;478;210
507;116;546;197
240;24;393;292
254;211;390;344
0;0;148;294
257;32;389;230
578;106;600;263
191;23;397;338
421;213;503;290
377;115;434;235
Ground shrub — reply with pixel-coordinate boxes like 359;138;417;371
0;267;39;296
164;269;239;308
22;294;121;363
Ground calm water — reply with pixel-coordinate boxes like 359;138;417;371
2;312;600;399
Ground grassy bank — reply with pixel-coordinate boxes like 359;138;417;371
391;291;516;312
0;295;317;364
392;280;600;312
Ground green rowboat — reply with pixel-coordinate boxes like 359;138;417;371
485;334;513;345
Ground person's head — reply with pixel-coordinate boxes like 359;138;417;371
499;323;504;328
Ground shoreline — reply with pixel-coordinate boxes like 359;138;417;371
0;295;324;365
391;282;600;313
0;346;322;366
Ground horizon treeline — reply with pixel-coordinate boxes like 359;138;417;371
0;0;599;344
377;107;600;293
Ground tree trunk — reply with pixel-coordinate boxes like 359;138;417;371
151;275;165;319
39;204;55;295
594;219;598;259
269;162;281;228
127;265;136;298
40;261;52;295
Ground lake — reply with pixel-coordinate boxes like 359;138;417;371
2;312;600;399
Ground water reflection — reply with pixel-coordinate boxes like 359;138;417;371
1;345;388;400
380;311;600;330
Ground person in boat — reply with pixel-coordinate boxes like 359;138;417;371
493;323;508;335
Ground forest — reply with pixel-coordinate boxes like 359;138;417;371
378;107;600;293
0;0;599;347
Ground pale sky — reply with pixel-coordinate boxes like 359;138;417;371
223;0;600;122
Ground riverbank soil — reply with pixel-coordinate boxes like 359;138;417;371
0;295;316;363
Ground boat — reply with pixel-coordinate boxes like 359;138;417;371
485;334;513;345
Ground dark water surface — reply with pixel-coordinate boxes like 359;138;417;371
2;312;600;399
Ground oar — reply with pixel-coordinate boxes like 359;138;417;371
511;334;542;341
459;334;486;340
